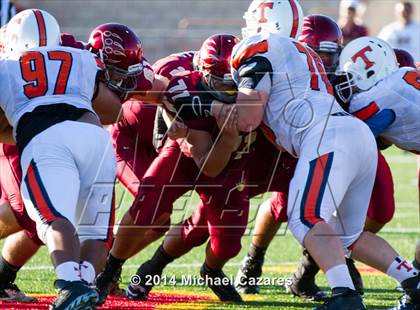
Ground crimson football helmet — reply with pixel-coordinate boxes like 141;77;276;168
299;14;343;73
195;34;240;103
88;23;144;94
394;48;416;68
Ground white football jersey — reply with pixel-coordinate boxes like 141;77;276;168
349;68;420;152
0;46;100;131
231;32;343;156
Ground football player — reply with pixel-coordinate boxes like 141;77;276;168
235;13;347;299
236;13;401;301
0;23;147;303
0;24;41;303
337;36;420;310
96;34;250;304
94;45;198;304
0;9;121;309
195;10;420;310
336;37;419;154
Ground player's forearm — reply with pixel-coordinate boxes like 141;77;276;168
0;112;15;144
196;138;236;178
213;89;267;133
92;82;123;124
0;126;15;145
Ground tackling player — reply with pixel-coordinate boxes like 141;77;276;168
226;29;420;309
96;34;250;303
337;36;420;310
94;44;197;304
0;9;121;309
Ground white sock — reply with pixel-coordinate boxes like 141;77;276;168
55;261;81;282
386;256;418;283
325;264;355;290
80;261;96;284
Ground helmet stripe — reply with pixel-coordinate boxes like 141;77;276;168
33;10;47;47
289;0;299;39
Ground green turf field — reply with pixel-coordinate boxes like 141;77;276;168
8;148;419;309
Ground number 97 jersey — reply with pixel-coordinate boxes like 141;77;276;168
0;46;100;130
349;68;420;152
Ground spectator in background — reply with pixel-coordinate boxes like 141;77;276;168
339;0;369;45
379;1;419;60
0;0;18;26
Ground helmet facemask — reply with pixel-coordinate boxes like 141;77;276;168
95;48;143;97
202;72;237;103
334;71;358;103
106;63;143;94
316;43;342;74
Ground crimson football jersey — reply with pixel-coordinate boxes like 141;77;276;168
165;70;255;161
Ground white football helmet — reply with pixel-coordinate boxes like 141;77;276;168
336;36;398;102
5;9;61;54
242;0;304;39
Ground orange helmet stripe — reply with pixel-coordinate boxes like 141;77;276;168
289;0;299;38
33;10;47;47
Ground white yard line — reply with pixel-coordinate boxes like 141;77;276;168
22;261;298;271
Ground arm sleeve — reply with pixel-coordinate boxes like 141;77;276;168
234;56;273;94
364;109;396;138
165;75;215;120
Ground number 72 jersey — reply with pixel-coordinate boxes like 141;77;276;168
0;46;100;129
349;68;420;152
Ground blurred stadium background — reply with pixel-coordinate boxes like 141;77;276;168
18;0;420;63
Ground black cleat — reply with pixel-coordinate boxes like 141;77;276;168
400;272;420;306
0;283;37;303
235;254;264;294
94;261;122;305
201;264;243;303
315;287;366;310
346;258;364;295
286;249;327;301
389;294;420;310
50;280;98;310
126;259;163;301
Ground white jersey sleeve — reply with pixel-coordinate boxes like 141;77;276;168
231;32;276;95
0;46;101;129
349;68;420;152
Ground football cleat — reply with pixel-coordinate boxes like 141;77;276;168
50;280;98;310
126;259;163;301
286;249;327;301
400;272;420;305
200;264;243;303
235;254;264;294
0;283;37;303
126;282;148;301
314;287;366;310
346;258;364;295
389;294;420;310
94;261;122;305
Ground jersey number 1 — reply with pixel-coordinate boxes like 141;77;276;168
293;42;333;95
20;51;73;99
